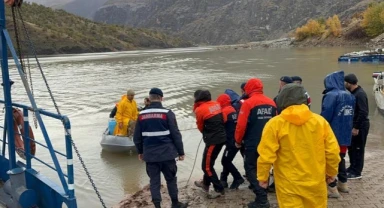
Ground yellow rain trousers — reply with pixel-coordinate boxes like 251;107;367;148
114;95;138;136
257;104;340;208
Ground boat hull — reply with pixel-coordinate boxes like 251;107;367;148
373;72;384;115
100;129;136;153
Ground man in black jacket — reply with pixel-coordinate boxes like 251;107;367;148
344;74;370;179
133;88;187;208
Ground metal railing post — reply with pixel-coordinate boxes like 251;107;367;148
1;1;17;169
2;112;7;156
23;108;31;169
64;116;74;199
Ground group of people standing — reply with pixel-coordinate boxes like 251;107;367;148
131;71;370;208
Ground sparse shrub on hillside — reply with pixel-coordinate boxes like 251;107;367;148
295;19;325;41
326;15;342;37
295;15;342;41
362;2;384;37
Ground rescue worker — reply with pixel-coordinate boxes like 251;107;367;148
238;82;248;108
291;76;312;108
216;94;245;189
225;82;247;113
344;73;370;179
273;76;293;112
133;88;187;208
257;83;341;208
193;90;226;199
321;70;355;198
139;97;151;111
114;89;139;136
235;78;277;208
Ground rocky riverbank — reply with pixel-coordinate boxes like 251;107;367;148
114;140;384;208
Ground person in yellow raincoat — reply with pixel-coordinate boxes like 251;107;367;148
257;84;341;208
114;89;139;136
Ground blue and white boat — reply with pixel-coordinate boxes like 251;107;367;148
0;1;106;207
338;49;384;63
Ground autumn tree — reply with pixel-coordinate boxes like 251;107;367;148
362;2;384;37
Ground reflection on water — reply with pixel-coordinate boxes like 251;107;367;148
1;47;384;207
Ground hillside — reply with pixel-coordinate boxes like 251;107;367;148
58;0;108;19
4;2;192;55
93;0;380;45
26;0;73;7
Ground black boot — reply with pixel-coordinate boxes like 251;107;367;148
171;201;188;208
154;202;161;208
230;178;245;189
220;181;229;188
247;201;270;208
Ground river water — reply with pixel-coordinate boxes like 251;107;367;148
1;47;384;208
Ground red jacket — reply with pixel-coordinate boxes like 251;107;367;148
217;94;236;123
194;96;227;145
217;94;238;147
235;78;277;149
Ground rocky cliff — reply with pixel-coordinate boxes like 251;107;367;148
94;0;371;45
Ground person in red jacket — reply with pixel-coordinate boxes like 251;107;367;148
217;94;245;190
193;90;227;199
235;78;278;208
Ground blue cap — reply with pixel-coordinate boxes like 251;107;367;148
149;88;163;97
280;76;293;84
291;76;302;82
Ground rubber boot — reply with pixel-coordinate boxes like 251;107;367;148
207;189;225;199
194;180;209;192
328;185;340;198
337;181;349;193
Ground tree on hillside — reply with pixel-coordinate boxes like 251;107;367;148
362;2;384;37
326;15;342;37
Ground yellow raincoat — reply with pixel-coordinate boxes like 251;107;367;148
257;104;340;208
114;95;138;136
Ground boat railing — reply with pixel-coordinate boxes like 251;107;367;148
0;100;74;200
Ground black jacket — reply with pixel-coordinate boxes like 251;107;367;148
351;86;370;129
133;102;184;162
109;106;117;118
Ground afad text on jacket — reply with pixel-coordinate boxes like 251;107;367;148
235;78;278;149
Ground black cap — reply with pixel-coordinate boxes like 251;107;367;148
149;88;163;97
291;76;302;82
240;82;246;90
344;74;358;85
1;80;14;87
280;76;293;84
